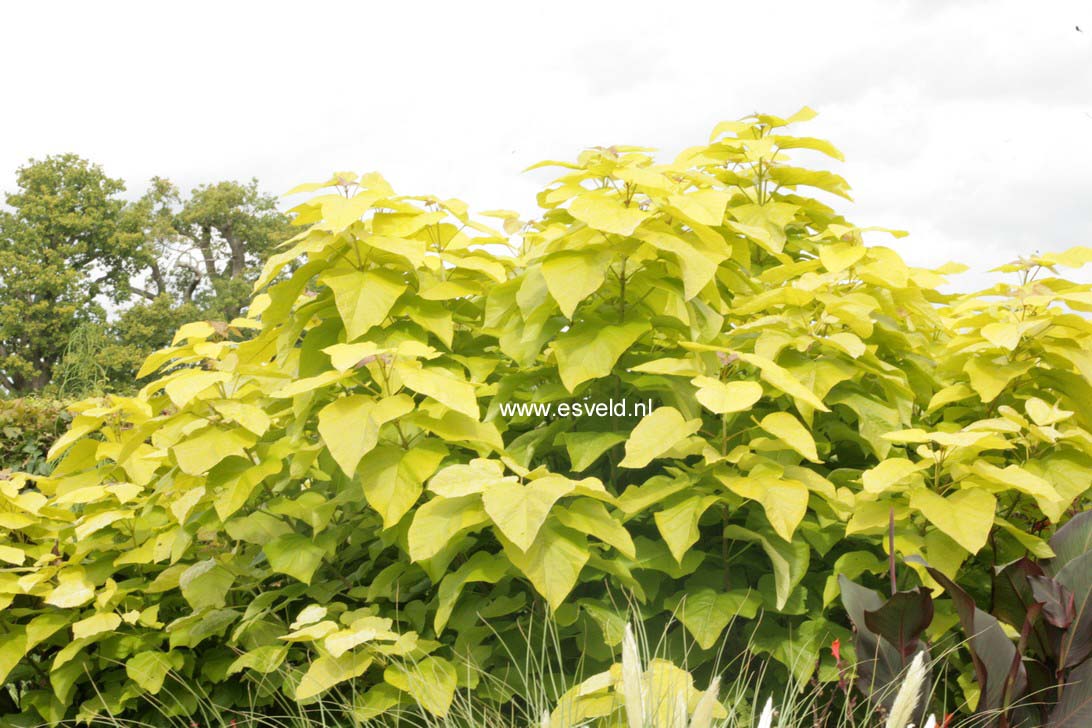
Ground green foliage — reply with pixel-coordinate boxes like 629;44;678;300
0;155;128;392
0;159;292;395
0;398;70;475
0;110;1090;726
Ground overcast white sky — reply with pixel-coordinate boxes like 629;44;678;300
2;1;1090;290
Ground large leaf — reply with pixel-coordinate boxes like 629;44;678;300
359;442;446;530
407;495;490;562
862;587;934;659
910;486;996;554
1049;658;1092;727
726;525;809;610
502;520;589;610
541;249;608;318
653;494;718;564
672;588;760;650
620;407;701;469
839;577;931;721
264;534;326;585
551;320;649;392
384;656;457;717
929;567;1026;713
324;268;406;340
482;475;574;552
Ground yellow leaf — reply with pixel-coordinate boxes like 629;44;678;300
719;473;808;542
691;377;763;414
171;427;255;476
317;395;380;477
653;495;719;564
620;407;702;469
666;188;730;226
738;352;830;413
552;320;649;392
395;361;479;419
502;520;589;611
568;191;650;236
323;268;406;340
758;412;820;463
910;487;996;553
482;476;575;552
862;459;927;494
818;242;866;274
541;251;607;319
72;612;121;641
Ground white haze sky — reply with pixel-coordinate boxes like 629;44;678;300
2;0;1091;290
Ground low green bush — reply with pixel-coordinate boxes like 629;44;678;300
0;110;1089;726
0;398;70;475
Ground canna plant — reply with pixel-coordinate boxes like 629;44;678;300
840;512;1092;726
0;108;1089;727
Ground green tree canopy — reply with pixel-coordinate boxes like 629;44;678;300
0;155;130;392
0;158;293;395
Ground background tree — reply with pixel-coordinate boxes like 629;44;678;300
102;178;293;385
122;177;292;318
0;155;132;393
0;156;292;395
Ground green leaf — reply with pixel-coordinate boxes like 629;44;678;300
738;352;830;412
172;426;255;476
862;458;925;494
45;569;95;609
553;499;636;558
673;588;760;649
126;650;184;694
719;473;809;542
408;495;490;562
434;551;509;634
297;653;373;701
0;630;27;685
558;431;627;472
179;559;234;610
395;361;479;418
71;611;121;642
620;406;701;469
724;525;809;610
502;520;589;610
265;534;326;585
653;495;718;564
360;442;447;529
317;395;381;477
227;645;288;676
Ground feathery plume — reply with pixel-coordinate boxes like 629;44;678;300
622;623;645;728
690;675;721;728
885;651;928;728
757;695;774;728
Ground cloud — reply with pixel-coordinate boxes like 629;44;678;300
1;0;1090;290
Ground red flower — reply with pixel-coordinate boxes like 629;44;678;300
831;638;842;662
940;714;955;728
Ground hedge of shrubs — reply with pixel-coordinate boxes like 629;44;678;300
0;110;1089;727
